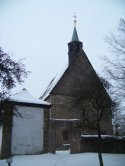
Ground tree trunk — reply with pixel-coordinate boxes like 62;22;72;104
97;126;104;166
115;124;119;136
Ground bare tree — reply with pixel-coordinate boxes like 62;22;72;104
104;18;125;135
104;18;125;103
112;101;125;136
0;47;28;125
118;116;125;135
73;77;112;166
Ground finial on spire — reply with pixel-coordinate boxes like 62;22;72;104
73;12;77;27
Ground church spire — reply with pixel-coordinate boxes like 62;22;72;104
71;13;79;41
71;27;79;41
68;14;83;65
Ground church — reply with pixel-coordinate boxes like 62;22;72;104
0;21;113;158
40;22;113;152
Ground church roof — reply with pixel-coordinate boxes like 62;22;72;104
40;27;81;100
71;27;79;41
11;88;50;106
40;68;67;100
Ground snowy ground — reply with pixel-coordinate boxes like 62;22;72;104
0;151;125;166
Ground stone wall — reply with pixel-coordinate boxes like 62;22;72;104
70;125;81;154
48;119;81;152
43;108;49;153
50;95;81;119
50;93;113;134
80;135;125;154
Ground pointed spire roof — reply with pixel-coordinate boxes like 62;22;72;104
71;27;79;41
71;13;79;42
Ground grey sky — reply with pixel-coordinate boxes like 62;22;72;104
0;0;125;97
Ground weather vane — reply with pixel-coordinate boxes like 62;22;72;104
73;12;77;27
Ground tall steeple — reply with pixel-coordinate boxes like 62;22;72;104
68;14;83;65
71;27;79;41
71;14;79;42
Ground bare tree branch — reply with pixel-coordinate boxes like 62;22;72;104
0;47;29;124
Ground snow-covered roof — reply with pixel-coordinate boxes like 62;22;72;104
40;66;67;100
10;89;50;106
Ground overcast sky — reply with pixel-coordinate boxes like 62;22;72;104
0;0;125;98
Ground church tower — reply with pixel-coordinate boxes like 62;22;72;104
68;26;83;64
68;14;83;66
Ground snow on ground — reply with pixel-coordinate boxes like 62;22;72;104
0;151;125;166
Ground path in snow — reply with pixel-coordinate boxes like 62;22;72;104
0;151;125;166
